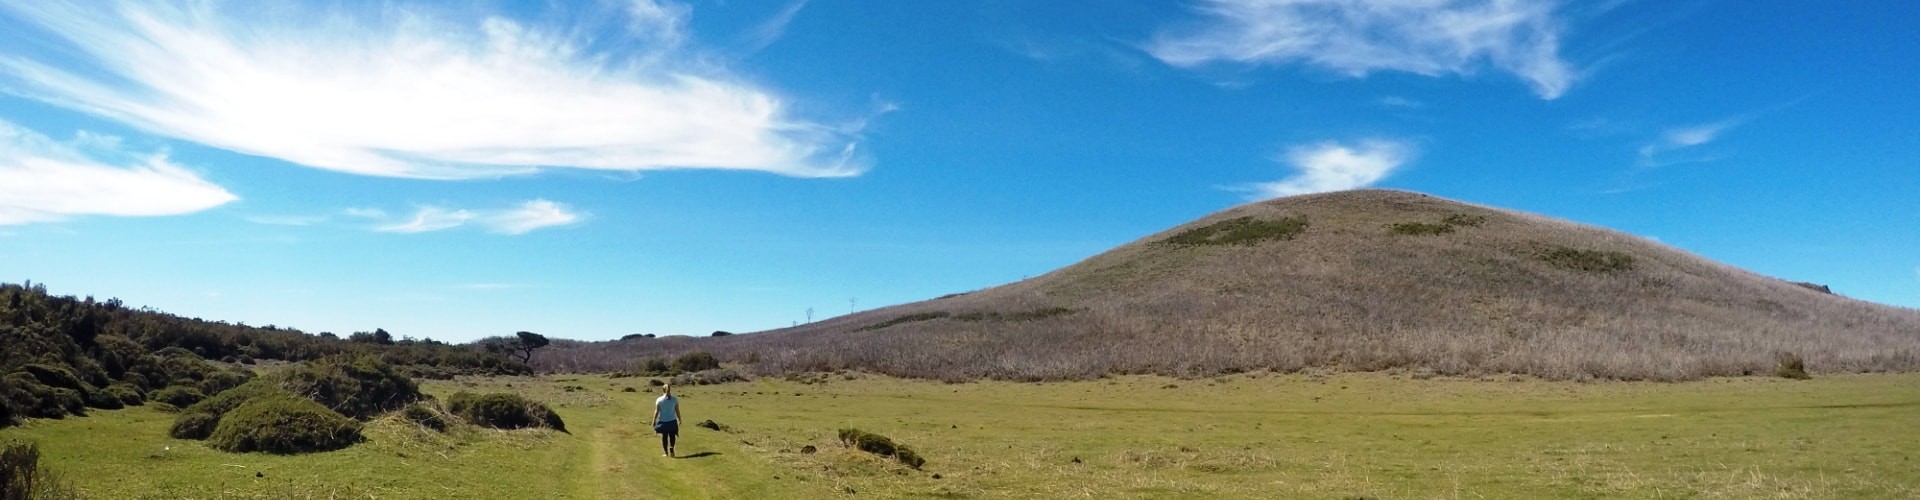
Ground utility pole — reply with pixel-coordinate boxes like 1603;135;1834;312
849;297;857;314
805;307;814;324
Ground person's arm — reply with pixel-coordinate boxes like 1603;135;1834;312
651;404;660;425
673;400;682;423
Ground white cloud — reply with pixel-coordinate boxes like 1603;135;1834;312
1243;139;1414;199
376;207;477;234
1638;117;1745;167
372;200;584;235
0;119;236;225
1148;0;1576;99
487;199;585;235
0;1;865;180
741;1;809;53
1377;96;1424;108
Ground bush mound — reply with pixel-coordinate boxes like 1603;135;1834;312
207;393;362;454
400;401;453;432
838;428;926;469
671;352;721;374
150;385;207;408
446;392;565;432
275;356;420;419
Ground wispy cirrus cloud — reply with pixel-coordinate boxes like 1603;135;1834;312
1240;139;1415;199
0;119;236;225
373;200;585;235
1637;117;1746;167
1148;0;1577;99
0;1;866;180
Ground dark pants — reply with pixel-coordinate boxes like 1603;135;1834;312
655;420;678;454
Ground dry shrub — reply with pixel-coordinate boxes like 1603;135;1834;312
1;440;78;500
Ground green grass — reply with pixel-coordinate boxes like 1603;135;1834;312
5;372;1917;498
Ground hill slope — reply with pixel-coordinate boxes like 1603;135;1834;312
544;190;1920;381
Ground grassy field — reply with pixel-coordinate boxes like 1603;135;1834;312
5;371;1918;498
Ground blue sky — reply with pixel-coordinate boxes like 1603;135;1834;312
1;0;1914;342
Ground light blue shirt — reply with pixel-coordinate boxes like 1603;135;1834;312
655;394;678;422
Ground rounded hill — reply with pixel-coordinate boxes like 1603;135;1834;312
545;190;1920;381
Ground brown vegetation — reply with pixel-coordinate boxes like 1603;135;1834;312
535;190;1920;382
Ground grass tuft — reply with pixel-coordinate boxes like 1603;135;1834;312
1163;216;1308;246
1540;247;1635;273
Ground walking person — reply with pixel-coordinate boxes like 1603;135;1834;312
652;383;682;457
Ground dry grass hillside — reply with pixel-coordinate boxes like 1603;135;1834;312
542;190;1920;381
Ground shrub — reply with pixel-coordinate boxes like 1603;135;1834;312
671;352;721;374
197;369;252;396
151;385;207;408
1776;352;1811;380
641;358;671;375
670;368;748;386
2;439;78;500
1388;221;1454;236
104;383;144;407
1540;247;1635;273
274;356;420;419
207;393;362;454
169;412;221;440
171;380;286;440
855;312;951;332
18;364;88;394
1441;214;1487;227
838;428;895;456
710;331;733;337
446;392;565;432
400;401;452;432
1163;216;1308;246
895;445;926;469
84;389;124;410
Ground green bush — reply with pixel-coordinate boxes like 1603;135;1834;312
169;412;220;440
150;385;207;408
18;364;89;394
170;380;285;440
837;428;926;468
1541;247;1635;273
641;358;671;375
1163;216;1309;246
838;428;895;456
104;383;144;407
84;389;124;410
671;352;722;374
207;393;362;454
400;402;452;432
274;356;420;419
895;445;926;469
197;369;252;396
0;374;81;419
446;392;565;432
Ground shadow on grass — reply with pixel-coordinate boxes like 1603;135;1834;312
677;452;721;459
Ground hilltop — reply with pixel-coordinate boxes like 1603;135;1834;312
541;190;1920;381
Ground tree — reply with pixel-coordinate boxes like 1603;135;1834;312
510;331;549;365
